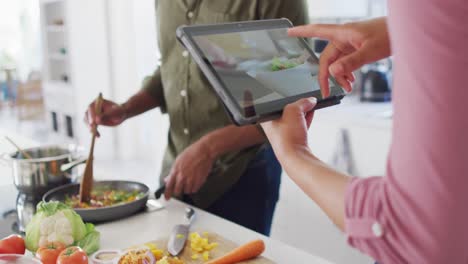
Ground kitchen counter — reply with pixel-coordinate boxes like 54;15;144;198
97;199;334;264
0;128;335;264
313;95;393;131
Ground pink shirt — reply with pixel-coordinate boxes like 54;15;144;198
344;0;468;263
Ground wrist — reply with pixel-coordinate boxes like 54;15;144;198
198;135;220;161
120;102;130;121
277;143;314;165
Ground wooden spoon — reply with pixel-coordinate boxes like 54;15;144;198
80;93;103;203
4;136;33;159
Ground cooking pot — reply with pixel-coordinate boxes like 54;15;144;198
1;145;87;197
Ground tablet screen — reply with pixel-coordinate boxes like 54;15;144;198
192;28;344;117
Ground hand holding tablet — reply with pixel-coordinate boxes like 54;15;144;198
177;19;347;125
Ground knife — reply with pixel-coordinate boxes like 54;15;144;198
168;207;196;256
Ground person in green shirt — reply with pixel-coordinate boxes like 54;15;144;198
85;0;308;235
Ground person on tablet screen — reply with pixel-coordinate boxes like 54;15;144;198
85;1;308;236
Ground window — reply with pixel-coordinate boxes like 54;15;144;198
0;0;41;80
307;0;387;22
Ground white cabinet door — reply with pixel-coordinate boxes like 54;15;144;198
347;126;392;177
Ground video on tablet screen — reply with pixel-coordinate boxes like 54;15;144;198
193;28;341;113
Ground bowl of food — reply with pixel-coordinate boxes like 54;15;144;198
114;248;155;264
42;180;150;223
114;248;184;264
91;249;122;264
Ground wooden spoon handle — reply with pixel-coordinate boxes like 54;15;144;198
4;136;33;159
87;93;103;161
80;93;104;203
92;93;104;136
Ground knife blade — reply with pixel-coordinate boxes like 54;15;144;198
167;224;190;256
167;208;196;256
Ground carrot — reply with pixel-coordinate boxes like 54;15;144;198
206;239;265;264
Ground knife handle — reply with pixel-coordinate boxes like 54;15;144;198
154;184;166;199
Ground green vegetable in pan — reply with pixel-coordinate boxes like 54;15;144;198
270;57;300;71
64;188;144;209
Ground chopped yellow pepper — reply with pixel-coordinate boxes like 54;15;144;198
202;251;210;261
189;232;217;262
144;243;165;260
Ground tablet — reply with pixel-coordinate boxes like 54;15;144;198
176;18;345;125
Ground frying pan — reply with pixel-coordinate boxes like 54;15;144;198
43;180;150;223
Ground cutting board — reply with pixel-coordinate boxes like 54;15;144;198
132;231;275;264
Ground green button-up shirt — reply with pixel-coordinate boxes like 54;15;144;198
143;0;309;208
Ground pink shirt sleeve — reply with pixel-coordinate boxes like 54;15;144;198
344;0;468;263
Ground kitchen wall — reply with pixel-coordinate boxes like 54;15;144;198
309;0;369;18
103;0;168;166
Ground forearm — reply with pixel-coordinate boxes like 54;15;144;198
279;146;351;231
199;125;266;159
121;90;161;120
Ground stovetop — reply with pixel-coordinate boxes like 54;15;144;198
0;185;38;237
0;185;18;236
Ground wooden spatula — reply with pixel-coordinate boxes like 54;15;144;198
80;93;104;203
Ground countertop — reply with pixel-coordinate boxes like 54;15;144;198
313;95;393;131
97;199;334;264
0;128;335;264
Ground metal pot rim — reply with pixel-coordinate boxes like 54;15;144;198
5;144;85;163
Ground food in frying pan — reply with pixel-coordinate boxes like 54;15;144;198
64;188;145;209
270;57;301;71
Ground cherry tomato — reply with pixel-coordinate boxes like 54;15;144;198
0;235;25;254
57;246;88;264
36;242;66;264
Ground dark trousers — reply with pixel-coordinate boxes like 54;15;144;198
185;146;282;236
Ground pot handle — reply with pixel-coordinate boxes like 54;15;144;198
0;152;11;167
61;157;87;172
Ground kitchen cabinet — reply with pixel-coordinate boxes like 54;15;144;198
40;0;115;158
40;0;164;161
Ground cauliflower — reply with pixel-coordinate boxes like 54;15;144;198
25;201;100;255
38;211;74;247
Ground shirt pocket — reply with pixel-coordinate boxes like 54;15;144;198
201;0;247;14
198;0;252;23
